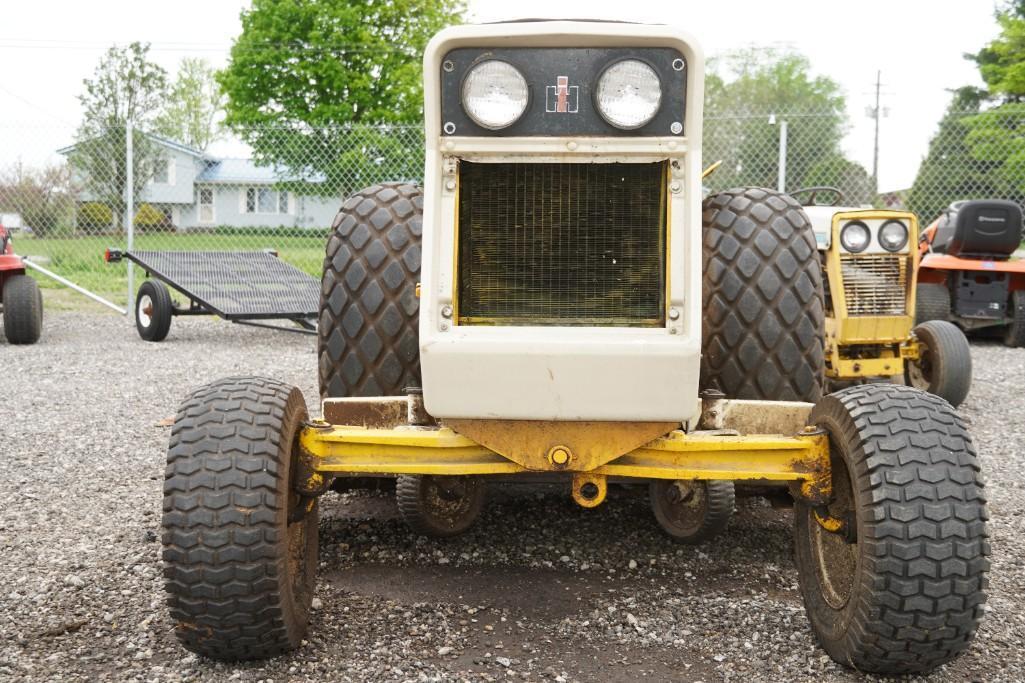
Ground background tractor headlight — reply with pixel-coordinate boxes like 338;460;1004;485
840;221;871;253
595;59;662;129
461;60;529;130
878;220;909;252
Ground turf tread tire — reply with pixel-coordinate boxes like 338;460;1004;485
2;273;42;344
906;320;972;407
796;384;988;675
319;183;422;398
162;376;318;660
650;479;734;545
915;283;951;325
1003;289;1025;347
701;187;825;401
396;475;486;538
136;279;173;342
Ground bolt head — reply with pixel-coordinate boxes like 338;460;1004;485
549;446;571;466
445;179;456;191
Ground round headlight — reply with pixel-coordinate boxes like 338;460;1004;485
595;59;662;130
878;220;909;252
840;221;871;253
461;60;529;130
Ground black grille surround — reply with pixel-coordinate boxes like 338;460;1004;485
456;161;667;326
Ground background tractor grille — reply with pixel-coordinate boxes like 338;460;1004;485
457;162;667;326
839;254;909;316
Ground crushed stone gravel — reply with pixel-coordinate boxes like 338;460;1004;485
1;310;1023;682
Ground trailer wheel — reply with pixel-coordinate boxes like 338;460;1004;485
915;282;951;324
136;279;173;342
701;187;825;401
2;274;42;344
396;475;486;538
650;479;734;544
1003;290;1025;347
905;320;972;407
795;384;988;674
319;183;422;398
162;377;318;660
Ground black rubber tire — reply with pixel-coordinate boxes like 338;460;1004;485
905;320;972;407
396;475;486;538
701;187;825;401
649;479;734;544
795;384;988;674
319;183;422;398
2;274;42;344
915;282;951;324
162;377;318;660
1003;289;1025;347
135;279;173;342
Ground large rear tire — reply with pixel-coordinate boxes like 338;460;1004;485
162;377;318;660
2;274;42;344
701;187;825;401
795;384;988;674
319;183;422;398
915;282;951;324
905;320;972;407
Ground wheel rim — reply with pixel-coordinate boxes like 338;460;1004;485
808;453;858;610
137;294;153;328
422;476;480;530
907;342;932;390
653;480;708;537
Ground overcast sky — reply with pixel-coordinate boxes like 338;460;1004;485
0;0;1002;190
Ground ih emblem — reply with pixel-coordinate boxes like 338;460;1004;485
545;76;579;114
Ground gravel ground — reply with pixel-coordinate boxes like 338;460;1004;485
1;310;1023;682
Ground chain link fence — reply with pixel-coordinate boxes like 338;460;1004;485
1;107;1022;309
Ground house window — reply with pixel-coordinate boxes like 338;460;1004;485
245;187;288;214
198;187;214;224
152;158;170;184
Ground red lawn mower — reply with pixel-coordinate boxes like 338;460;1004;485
0;223;43;344
916;199;1025;346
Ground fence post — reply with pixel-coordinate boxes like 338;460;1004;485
125;118;134;312
778;119;788;193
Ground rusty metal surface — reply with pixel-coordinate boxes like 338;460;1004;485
322;397;409;429
443;419;678;472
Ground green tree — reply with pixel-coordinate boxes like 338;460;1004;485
218;0;465;196
703;49;851;194
154;58;225;151
802;154;875;205
970;1;1025;101
907;88;1002;221
0;161;75;237
69;42;168;231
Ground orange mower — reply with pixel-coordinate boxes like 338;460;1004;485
917;199;1025;346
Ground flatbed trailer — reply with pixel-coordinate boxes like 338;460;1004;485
105;248;319;341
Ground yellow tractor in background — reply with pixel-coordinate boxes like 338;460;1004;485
797;187;973;406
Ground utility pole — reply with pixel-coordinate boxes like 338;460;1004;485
871;70;881;195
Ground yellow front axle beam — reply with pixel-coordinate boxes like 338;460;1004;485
298;423;832;505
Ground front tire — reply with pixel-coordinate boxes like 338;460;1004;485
2;274;43;344
650;479;734;544
795;384;988;675
1003;289;1025;347
162;377;318;660
701;187;825;401
905;320;972;407
396;475;486;538
136;280;173;342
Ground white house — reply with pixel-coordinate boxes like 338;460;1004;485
58;134;340;229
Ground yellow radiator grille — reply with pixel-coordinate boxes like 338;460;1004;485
456;161;667;326
839;254;909;316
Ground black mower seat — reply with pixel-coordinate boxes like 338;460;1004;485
933;199;1023;259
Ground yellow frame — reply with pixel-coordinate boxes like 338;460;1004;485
823;210;920;380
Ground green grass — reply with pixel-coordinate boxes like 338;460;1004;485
16;232;326;305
